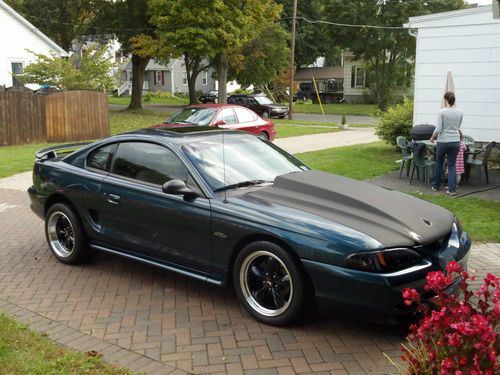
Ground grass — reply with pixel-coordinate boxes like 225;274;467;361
292;103;377;116
0;143;52;178
109;109;171;134
0;313;134;374
108;95;188;106
296;141;400;180
276;125;342;138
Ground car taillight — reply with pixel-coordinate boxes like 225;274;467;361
346;248;422;273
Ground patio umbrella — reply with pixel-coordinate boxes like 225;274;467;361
441;69;455;108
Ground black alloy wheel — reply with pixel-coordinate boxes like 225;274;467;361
234;241;305;325
45;203;89;264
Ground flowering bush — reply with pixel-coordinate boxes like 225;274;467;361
400;261;499;374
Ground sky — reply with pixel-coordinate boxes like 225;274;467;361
465;0;493;5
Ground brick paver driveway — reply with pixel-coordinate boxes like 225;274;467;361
1;186;499;374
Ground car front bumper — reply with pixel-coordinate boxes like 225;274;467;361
302;230;471;323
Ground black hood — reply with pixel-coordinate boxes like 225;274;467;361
248;170;454;248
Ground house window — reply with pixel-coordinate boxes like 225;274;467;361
155;71;162;86
202;71;208;86
182;71;187;86
11;62;23;87
354;67;365;88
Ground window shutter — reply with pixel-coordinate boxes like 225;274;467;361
351;66;355;88
154;71;157;85
161;71;164;86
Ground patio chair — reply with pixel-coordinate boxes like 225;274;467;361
465;141;497;185
410;145;435;186
396;136;412;178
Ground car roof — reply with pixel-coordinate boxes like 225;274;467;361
106;127;252;145
228;93;265;97
187;103;241;109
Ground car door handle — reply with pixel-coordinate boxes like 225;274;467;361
107;193;121;204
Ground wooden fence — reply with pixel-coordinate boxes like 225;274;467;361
0;87;109;146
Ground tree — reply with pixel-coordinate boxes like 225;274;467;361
93;0;156;110
228;23;290;88
5;0;93;51
324;0;468;110
146;0;217;104
16;47;114;91
148;0;282;104
276;0;334;68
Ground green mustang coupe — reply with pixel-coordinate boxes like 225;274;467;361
28;127;471;325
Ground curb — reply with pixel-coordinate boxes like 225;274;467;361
0;298;186;375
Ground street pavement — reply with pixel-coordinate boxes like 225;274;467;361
1;133;498;374
108;104;377;125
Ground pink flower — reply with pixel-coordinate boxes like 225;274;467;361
425;271;452;292
402;288;420;306
446;261;462;274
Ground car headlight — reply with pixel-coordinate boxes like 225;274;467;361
346;248;422;273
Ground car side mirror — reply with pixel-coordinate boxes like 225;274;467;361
162;179;198;199
213;120;226;127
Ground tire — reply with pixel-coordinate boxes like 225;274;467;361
258;132;269;141
278;115;286;119
261;111;270;119
45;203;89;264
233;241;305;326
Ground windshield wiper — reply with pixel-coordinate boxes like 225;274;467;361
213;179;273;192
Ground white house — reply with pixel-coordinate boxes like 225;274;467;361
405;5;500;142
0;0;68;88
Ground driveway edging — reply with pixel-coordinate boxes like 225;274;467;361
0;297;185;375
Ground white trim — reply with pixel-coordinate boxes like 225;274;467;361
182;71;187;86
405;5;494;29
354;66;365;88
202;71;208;86
0;0;68;56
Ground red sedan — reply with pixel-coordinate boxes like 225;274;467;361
151;104;276;141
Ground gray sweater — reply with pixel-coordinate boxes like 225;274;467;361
433;107;463;143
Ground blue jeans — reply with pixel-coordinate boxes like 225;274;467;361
433;141;460;192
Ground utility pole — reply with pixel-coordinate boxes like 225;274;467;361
288;0;297;120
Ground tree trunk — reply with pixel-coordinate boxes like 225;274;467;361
215;52;229;104
128;54;150;110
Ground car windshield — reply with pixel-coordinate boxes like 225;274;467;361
181;135;308;191
254;96;274;105
168;108;217;126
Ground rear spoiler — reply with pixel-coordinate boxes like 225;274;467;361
35;142;93;160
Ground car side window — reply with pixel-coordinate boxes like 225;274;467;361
234;107;257;123
87;144;116;172
246;98;257;105
111;142;189;186
216;108;237;124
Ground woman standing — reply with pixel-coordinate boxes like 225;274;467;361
429;91;463;195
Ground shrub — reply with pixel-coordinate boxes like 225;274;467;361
399;261;499;374
151;90;173;98
375;97;413;147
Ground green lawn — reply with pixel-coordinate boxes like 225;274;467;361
108;95;188;106
276;125;341;139
109;109;171;134
0;313;134;374
0;143;52;178
296;141;400;180
292;103;377;116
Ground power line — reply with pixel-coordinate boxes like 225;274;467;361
295;16;407;30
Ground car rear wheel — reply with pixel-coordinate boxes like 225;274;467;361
258;132;269;141
261;111;270;119
233;241;305;325
45;203;89;264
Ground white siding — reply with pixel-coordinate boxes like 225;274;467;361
0;2;67;88
409;6;500;142
343;56;365;98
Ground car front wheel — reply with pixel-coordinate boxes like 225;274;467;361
233;241;305;325
45;203;89;264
